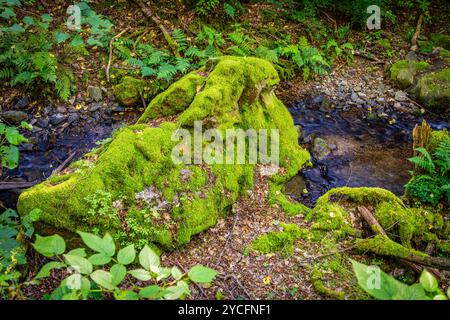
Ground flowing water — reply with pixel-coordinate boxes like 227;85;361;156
286;99;450;207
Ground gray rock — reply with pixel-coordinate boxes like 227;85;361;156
405;51;418;62
88;103;102;112
394;91;408;102
312;137;331;161
88;86;103;102
56;106;67;113
50;114;67;126
295;125;304;141
1;110;27;125
351;92;365;105
36;118;49;128
67;113;80;124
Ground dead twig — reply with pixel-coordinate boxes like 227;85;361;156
51;151;77;176
106;27;131;83
411;13;424;51
215;212;239;267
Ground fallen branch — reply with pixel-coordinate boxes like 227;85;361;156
222;274;253;300
357;206;387;236
51;151;77;176
106;27;131;83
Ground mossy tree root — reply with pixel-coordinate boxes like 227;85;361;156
355;235;450;271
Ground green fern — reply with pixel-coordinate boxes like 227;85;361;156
409;147;435;174
172;28;188;52
228;31;253;56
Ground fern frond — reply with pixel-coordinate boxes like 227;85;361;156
172;28;188;52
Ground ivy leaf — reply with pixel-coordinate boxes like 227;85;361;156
33;234;66;257
117;244;136;265
35;261;66;280
139;245;160;270
188;265;218;284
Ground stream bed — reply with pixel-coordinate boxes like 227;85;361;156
286;99;450;207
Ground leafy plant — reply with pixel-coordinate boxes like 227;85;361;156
0;121;31;173
406;139;450;205
352;260;449;300
0;208;40;298
33;231;218;300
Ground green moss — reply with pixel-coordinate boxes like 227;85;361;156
138;72;206;122
414;68;450;113
268;183;311;216
354;235;428;259
426;129;450;153
18;56;310;250
311;267;346;300
251;223;306;255
113;76;147;107
377;38;392;50
389;60;430;89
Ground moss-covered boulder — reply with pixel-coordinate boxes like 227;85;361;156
18;56;310;250
413;68;450;113
113;76;147;107
389;60;430;89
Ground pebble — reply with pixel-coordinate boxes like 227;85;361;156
67;113;80;124
50;114;67;126
394;91;408;102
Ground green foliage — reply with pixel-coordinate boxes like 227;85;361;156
0;121;31;172
406;140;450;205
33;231;218;300
0;4;75;100
277;37;330;81
0;208;40;294
352;260;448;300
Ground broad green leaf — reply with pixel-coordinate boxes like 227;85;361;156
55;31;71;44
80;277;91;300
0;8;16;19
117;245;135;265
40;13;53;23
23;16;34;25
164;281;190;300
70;34;84;46
88;253;111;266
66;274;82;290
171;267;183;281
433;294;448;300
33;235;66;257
5;126;27;145
128;269;152;281
110;264;127;286
139;285;167;299
419;270;438;293
188;265;218;284
62;292;80;300
139;245;160;270
8;23;24;33
351;260;427;300
102;233;115;256
115;290;139;300
77;231;104;253
64;255;93;275
90;270;115;290
67;248;86;258
35;261;65;279
447;287;450;298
